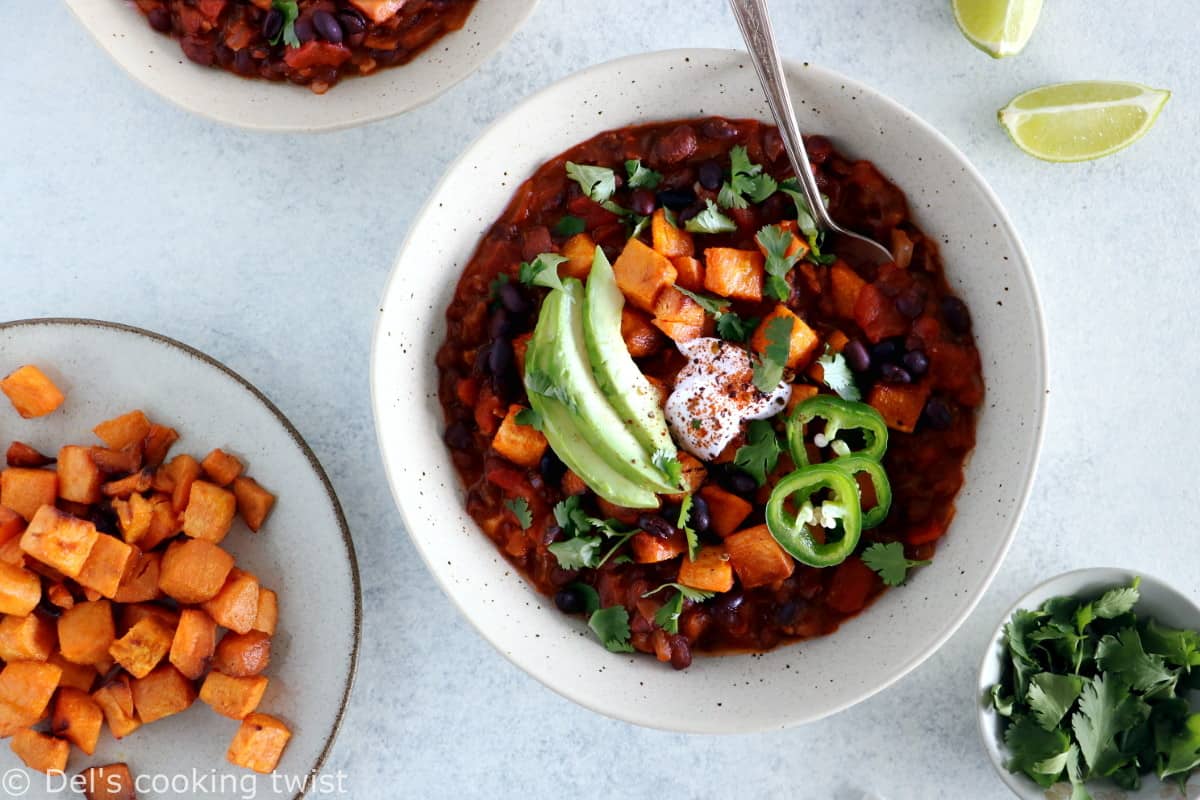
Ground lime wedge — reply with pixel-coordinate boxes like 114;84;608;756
952;0;1043;58
998;81;1171;162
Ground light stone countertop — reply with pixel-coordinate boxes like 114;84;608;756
2;2;1198;798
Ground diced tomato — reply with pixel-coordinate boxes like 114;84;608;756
283;41;352;70
473;387;503;437
854;284;908;343
567;196;620;230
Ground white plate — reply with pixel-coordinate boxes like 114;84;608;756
64;0;540;132
978;568;1200;800
0;319;359;799
372;48;1047;733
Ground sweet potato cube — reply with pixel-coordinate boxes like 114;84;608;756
201;568;260;634
612;238;678;312
88;446;142;475
671;255;705;292
201;671;269;720
93;410;151;451
491;405;548;468
170;609;217;680
143;423;179;468
620;308;664;358
756;219;809;260
100;469;152;499
652;285;707;339
181;480;237;543
704;247;764;302
1;366;64;419
6;441;52;468
751;305;820;370
158;538;234;604
725;525;795;589
51;687;103;755
560;233;596;280
0;661;62;719
252;588;278;636
118;602;179;636
868;381;932;434
80;763;136;800
58;600;115;665
114;548;162;604
677;546;735;593
10;728;69;774
663;452;707;505
56;446;102;505
49;653;96;693
630;530;687;563
227;712;292;774
0;559;41;615
0;613;56;661
347;0;406;24
109;616;175;679
21;505;98;577
651;208;694;258
0;505;23;543
113;493;153;545
232;476;275;533
92;676;140;739
163;454;201;514
213;630;272;677
830;260;868;320
77;534;134;599
131;664;195;724
1;468;59;521
698;485;754;538
201;448;244;487
141;496;181;550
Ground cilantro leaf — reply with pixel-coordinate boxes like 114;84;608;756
1158;713;1200;780
503;497;532;530
728;145;778;203
717;182;748;210
674;286;731;317
1072;673;1151;777
1004;714;1073;787
569;582;601;615
757;224;803;302
270;0;301;47
518;252;569;291
488;273;510;301
733;419;782;487
552;495;590;537
684;200;737;234
1028;672;1084;731
778;179;820;239
815;347;862;402
547;536;602;570
565;162;616;204
677;494;700;560
625;159;662;190
513;407;542;431
1095;629;1178;695
652;450;683;488
716;311;757;343
588;605;634;652
861;541;930;587
751;315;793;393
553;215;586;237
992;684;1015;717
1142;618;1200;671
1094;578;1141;619
653;591;686;634
525;369;577;413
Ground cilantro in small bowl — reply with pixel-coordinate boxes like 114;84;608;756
978;569;1200;799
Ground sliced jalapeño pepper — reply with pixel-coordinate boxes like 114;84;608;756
836;455;892;530
765;464;863;568
785;395;888;468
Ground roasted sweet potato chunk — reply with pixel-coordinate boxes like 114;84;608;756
612;238;677;312
52;687;103;755
560;233;596;280
725;525;795;589
9;728;69;773
0;559;41;615
57;445;103;504
227;712;292;774
113;493;153;546
704;247;764;302
491;405;547;468
80;763;136;800
201;568;260;634
181;480;237;543
0;613;56;661
252;588;278;636
1;468;59;521
201;671;269;720
1;365;65;419
58;599;116;665
88;446;142;475
93;411;151;451
142;423;179;468
77;533;134;599
697;485;753;538
170;608;217;680
630;530;687;563
868;381;931;434
113;548;162;604
142;495;181;550
671;255;705;292
652;286;706;343
651;208;694;258
677;546;735;593
213;630;272;677
109;616;175;679
231;476;275;532
118;602;179;635
131;664;195;724
7;441;53;468
158;538;234;604
92;675;140;739
21;505;99;577
201;448;244;487
830;260;867;320
163;454;201;514
49;652;97;693
620;307;664;358
0;660;62;721
751;305;820;370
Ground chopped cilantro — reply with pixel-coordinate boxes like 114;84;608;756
674;286;731;317
756;223;804;301
1093;578;1141;619
625;159;662;190
569;581;601;615
676;494;700;560
684;200;737;234
815;347;862;402
861;541;930;587
503;497;532;530
751;315;793;392
1027;673;1084;731
488;273;510;301
513;407;542;431
716;311;757;343
733;419;782;487
552;215;586;237
547;497;640;570
1095;629;1177;694
652;450;683;488
727;145;778;204
689;418;702;431
565;162;617;204
717;182;748;210
588;605;634;652
546;535;602;570
518;252;569;291
270;0;300;47
525;369;577;413
643;583;716;634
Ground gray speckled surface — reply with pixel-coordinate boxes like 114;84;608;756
2;1;1197;798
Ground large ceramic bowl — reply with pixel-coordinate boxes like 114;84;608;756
64;0;540;131
371;48;1047;733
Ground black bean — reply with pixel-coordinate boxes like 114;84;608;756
637;514;676;540
554;587;587;614
941;296;972;334
895;287;925;319
147;7;172;32
488;335;514;373
444;422;473;450
688;494;711;534
669;635;692;670
233;48;257;75
922;397;953;430
723;470;758;495
312;10;344;43
336;9;367;35
677;202;704;225
543;525;564;546
870;339;900;364
491;369;521;403
262;9;284;40
902;350;929;376
697;160;723;191
539;451;566;485
498;282;532;314
656;187;696;210
843;339;871;373
774;600;801;626
293;16;315;43
880;364;912;384
711;592;745;627
488;308;513;339
630;189;656;217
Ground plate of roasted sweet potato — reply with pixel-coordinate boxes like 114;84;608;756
0;319;359;799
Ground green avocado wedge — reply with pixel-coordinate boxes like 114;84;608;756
583;248;676;460
524;318;660;508
526;279;678;495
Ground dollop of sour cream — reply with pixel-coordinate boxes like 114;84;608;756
665;337;791;461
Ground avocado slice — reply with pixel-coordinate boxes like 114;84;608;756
582;248;676;460
523;319;659;508
526;279;677;494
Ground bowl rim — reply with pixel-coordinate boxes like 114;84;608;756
1;316;362;796
370;46;1049;732
974;567;1200;799
61;0;542;133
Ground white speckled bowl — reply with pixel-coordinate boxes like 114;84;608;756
372;48;1047;733
978;568;1200;800
64;0;539;132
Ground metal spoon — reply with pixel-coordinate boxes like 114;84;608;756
729;0;895;266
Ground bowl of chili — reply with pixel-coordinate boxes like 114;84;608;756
372;48;1047;732
65;0;539;131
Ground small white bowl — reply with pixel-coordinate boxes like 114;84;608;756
977;568;1200;799
373;48;1047;732
64;0;539;131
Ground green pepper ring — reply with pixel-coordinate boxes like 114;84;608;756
785;395;888;468
765;463;864;568
835;455;893;530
